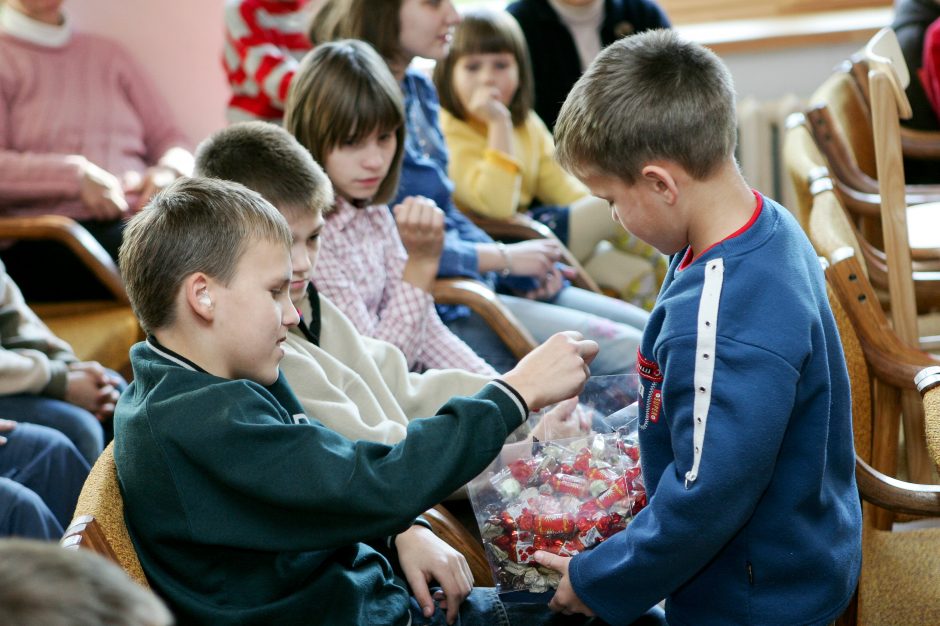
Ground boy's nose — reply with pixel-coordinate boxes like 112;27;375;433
283;302;301;327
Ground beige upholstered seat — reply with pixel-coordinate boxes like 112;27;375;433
61;442;149;587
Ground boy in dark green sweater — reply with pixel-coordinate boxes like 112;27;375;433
113;176;600;625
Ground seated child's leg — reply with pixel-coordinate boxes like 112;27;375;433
0;395;104;465
551;285;650;331
442;312;518;373
0;477;63;540
0;423;90;530
498;294;641;376
566;195;622;263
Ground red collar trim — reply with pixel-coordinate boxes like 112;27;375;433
678;190;763;270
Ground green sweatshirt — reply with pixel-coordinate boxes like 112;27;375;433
114;339;525;625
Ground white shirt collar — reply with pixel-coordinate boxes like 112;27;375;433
0;4;71;48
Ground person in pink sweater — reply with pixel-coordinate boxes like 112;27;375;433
0;0;193;300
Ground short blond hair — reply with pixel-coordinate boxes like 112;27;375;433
555;29;738;184
119;177;291;333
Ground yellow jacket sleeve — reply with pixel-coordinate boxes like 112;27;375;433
528;112;590;207
440;109;522;220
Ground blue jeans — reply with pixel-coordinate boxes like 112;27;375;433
0;395;105;465
409;587;667;625
0;422;90;536
499;287;648;376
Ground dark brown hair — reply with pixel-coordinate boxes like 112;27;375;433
284;40;405;205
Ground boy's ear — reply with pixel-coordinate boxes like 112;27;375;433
184;273;215;322
641;165;679;205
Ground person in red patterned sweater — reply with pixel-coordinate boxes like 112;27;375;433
223;0;321;123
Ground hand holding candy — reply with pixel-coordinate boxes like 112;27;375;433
502;331;599;412
532;551;595;617
395;525;473;624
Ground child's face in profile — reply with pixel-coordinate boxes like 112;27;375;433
398;0;461;62
284;209;324;306
211;239;299;386
324;130;397;203
453;51;519;117
580;172;687;256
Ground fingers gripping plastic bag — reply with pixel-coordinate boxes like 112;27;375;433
467;374;647;600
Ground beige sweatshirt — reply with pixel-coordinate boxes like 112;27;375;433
280;291;491;445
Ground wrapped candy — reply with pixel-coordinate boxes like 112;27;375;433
468;375;647;599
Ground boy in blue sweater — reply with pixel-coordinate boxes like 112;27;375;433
113;176;604;625
532;30;863;625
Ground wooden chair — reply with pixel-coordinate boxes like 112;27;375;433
825;253;940;625
467;212;602;294
0;215;142;377
61;443;495;590
432;278;537;359
805;59;940;256
61;443;148;587
784;114;940;316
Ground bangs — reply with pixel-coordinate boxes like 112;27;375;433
325;68;404;148
452;15;519;58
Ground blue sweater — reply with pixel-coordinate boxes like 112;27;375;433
568;196;862;625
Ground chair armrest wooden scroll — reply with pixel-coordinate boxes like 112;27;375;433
467;212;602;294
854;457;940;516
827;253;940;391
425;505;493;586
431;278;537;360
0;215;128;303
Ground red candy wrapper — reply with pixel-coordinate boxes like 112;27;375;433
468;374;646;598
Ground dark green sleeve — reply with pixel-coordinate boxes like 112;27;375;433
162;382;522;552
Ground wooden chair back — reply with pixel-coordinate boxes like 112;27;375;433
827;255;940;625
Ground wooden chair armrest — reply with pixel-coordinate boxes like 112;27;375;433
467;212;602;294
0;215;128;303
431;278;537;360
61;515;120;561
826;253;940;390
424;505;492;586
855;456;940;516
900;127;940;160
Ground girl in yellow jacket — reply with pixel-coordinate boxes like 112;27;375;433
433;8;666;309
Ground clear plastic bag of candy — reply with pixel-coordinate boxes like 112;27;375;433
467;374;646;601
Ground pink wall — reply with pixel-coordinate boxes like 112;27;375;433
69;0;229;145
